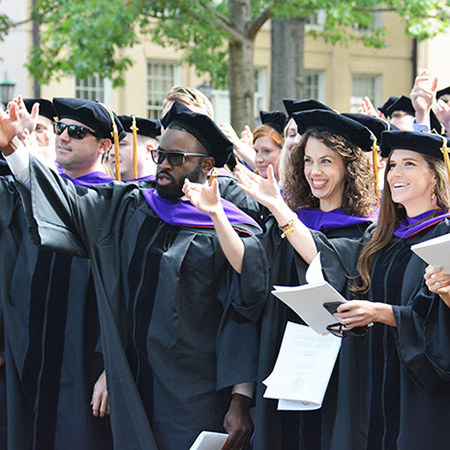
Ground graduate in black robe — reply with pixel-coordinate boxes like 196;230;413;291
243;129;450;450
0;101;268;450
185;109;381;450
0;97;127;450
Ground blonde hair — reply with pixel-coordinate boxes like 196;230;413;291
163;86;214;119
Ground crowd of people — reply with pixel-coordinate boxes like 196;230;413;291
0;69;449;450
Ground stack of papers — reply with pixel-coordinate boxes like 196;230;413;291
264;253;343;410
263;322;341;410
411;233;450;272
189;431;228;450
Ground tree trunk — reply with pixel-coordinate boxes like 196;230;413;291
228;0;254;132
270;17;305;111
32;0;41;97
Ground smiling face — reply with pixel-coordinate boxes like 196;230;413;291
156;128;214;199
55;119;110;178
386;149;437;217
254;135;282;178
303;136;346;212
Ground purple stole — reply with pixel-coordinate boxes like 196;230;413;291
59;171;115;187
393;209;450;239
143;189;260;236
295;207;375;232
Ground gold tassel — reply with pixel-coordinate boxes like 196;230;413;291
99;102;121;181
370;133;380;202
209;167;217;186
131;115;139;180
440;136;450;183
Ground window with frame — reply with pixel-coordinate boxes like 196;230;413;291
351;74;382;112
146;60;181;119
254;67;267;119
304;71;326;102
75;75;112;104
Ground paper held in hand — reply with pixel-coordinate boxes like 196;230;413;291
189;431;228;450
263;321;341;410
411;233;450;272
271;252;347;334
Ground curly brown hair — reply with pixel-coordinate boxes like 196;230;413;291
283;128;377;217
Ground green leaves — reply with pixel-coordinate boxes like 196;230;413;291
2;0;447;89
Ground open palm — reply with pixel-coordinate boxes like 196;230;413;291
234;164;282;209
183;178;222;215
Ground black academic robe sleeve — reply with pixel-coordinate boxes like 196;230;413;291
17;155;135;257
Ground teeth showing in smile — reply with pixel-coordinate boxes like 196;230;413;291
312;179;327;187
393;182;408;188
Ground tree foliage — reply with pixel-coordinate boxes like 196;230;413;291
0;0;447;88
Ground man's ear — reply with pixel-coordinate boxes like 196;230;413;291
99;138;113;155
201;156;215;174
145;141;158;160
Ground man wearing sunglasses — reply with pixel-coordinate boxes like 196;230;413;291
0;97;127;449
0;100;268;450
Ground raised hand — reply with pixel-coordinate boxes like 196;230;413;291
13;95;39;135
0;102;22;151
234;163;282;210
410;70;438;123
357;97;378;117
433;99;450;135
183;178;223;216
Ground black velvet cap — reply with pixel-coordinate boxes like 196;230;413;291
384;95;444;134
118;115;161;139
283;99;333;117
437;86;450;100
385;96;415;118
52;97;126;140
378;96;399;117
292;109;375;152
343;113;398;142
161;101;234;167
23;98;57;122
259;110;287;134
380;130;450;159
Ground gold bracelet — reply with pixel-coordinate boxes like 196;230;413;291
279;217;296;238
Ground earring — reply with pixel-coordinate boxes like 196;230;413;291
431;186;437;206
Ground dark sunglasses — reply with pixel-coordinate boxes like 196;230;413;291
53;121;100;140
326;323;369;338
151;148;207;167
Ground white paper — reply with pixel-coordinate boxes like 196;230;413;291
263;322;341;410
411;233;450;272
272;253;347;334
189;431;228;450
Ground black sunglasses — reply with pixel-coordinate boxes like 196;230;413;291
151;148;208;167
326;323;369;338
53;121;100;140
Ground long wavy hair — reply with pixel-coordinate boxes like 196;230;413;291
283;128;377;217
354;152;450;294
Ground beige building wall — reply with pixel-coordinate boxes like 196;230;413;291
417;30;450;91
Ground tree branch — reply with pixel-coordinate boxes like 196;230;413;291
248;4;274;40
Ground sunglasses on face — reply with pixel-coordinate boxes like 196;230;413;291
151;148;208;167
53;121;100;140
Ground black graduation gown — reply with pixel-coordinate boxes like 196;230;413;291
246;215;370;450
0;174;23;449
0;175;113;450
17;156;268;450
312;219;450;450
